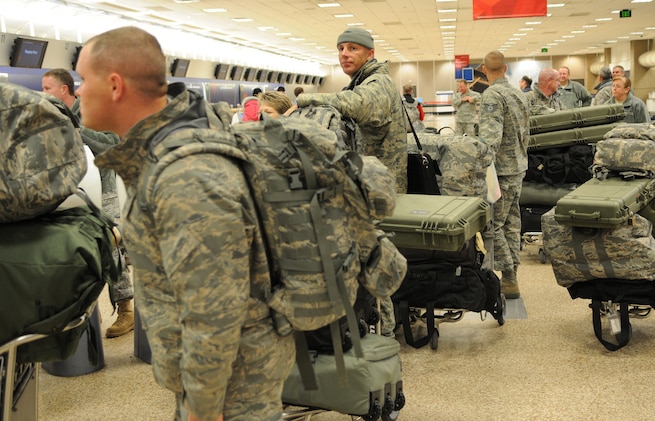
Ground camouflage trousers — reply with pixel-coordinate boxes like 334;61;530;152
492;173;524;273
174;319;295;421
454;121;478;137
380;296;396;337
111;246;133;303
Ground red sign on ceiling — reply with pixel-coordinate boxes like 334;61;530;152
473;0;547;20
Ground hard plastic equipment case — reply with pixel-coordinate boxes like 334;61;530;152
378;194;491;252
554;177;655;228
527;123;619;151
528;104;625;135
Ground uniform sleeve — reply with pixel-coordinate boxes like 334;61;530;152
79;127;120;156
152;154;252;420
452;92;462;108
478;91;503;158
297;81;393;129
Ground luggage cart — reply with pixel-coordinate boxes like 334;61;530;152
0;304;94;421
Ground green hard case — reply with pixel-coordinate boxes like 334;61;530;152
527;123;620;151
528;104;625;135
554;177;655;228
378;194;491;251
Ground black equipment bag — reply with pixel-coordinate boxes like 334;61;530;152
392;260;502;348
520;205;552;234
567;279;655;351
524;144;593;186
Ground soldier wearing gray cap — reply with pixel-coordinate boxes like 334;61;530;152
289;26;407;337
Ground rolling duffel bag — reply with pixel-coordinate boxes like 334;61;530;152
528;104;625;135
378;194;491;252
282;333;405;420
542;208;655;288
554;176;655;228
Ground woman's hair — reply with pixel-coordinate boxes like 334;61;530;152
259;91;292;115
521;75;532;86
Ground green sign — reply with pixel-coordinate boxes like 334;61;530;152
620;9;631;18
541;48;548;53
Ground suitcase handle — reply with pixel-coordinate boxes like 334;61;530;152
566;209;600;220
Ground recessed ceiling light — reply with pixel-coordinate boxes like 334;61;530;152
595;17;612;21
231;18;253;23
334;14;353;18
318;3;341;7
203;8;226;13
289;37;305;41
631;0;653;3
276;32;292;36
571;30;585;33
525;21;542;25
440;25;456;29
547;3;565;7
582;24;597;28
437;9;457;13
439;18;456;22
257;26;275;31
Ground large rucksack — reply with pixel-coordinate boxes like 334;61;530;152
0;82;87;222
138;101;407;388
0;193;119;363
288;104;360;153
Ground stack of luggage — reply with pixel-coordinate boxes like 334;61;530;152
0;83;120;417
542;122;655;350
520;104;626;262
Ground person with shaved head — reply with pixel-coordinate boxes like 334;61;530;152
525;67;563;115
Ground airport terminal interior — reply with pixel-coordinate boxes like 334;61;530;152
29;111;655;421
2;0;655;420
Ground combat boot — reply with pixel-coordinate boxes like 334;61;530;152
106;300;135;338
501;268;520;299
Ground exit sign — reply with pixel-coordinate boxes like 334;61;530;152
541;48;548;53
620;9;631;18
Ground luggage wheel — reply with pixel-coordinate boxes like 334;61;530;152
435;309;465;323
430;329;439;350
380;393;401;421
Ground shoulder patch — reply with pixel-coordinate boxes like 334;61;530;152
483;104;498;113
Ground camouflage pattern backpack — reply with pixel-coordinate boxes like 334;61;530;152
139;105;406;388
603;122;655;141
593;138;655;175
288;104;361;153
0;83;87;222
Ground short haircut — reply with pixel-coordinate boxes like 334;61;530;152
293;86;304;97
402;84;413;94
483;50;505;72
84;26;167;98
260;91;292;115
43;68;75;96
613;76;631;89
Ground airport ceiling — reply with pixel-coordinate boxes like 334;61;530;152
2;0;655;66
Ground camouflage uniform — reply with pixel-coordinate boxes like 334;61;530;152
297;58;407;337
525;85;563;116
402;95;425;133
95;85;294;421
452;89;481;136
71;98;133;304
296;59;408;194
557;80;592;109
591;79;613;106
478;77;530;277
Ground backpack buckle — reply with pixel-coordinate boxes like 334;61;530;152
288;168;304;190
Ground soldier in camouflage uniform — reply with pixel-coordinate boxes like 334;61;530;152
76;27;294;421
590;66;616;106
479;51;530;299
452;79;481;136
42;68;134;338
288;27;407;337
525;68;563;115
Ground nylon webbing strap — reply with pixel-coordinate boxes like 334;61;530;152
294;331;318;390
591;300;631;351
